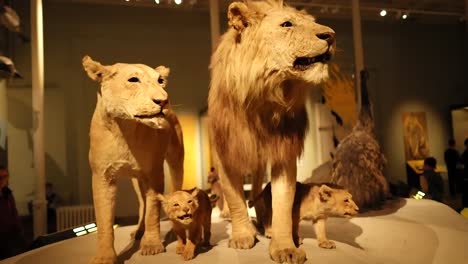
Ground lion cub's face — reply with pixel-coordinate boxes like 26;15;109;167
228;1;336;84
82;55;171;129
318;185;359;218
158;190;199;226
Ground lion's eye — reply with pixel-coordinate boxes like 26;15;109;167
188;200;193;204
344;199;349;203
158;78;164;84
173;203;179;207
128;77;140;83
280;21;293;27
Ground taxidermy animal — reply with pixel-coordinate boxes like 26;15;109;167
158;188;212;261
249;182;358;249
207;0;335;262
330;70;389;209
0;5;29;42
82;56;184;264
0;56;22;79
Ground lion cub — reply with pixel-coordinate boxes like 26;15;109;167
249;182;359;249
158;188;212;260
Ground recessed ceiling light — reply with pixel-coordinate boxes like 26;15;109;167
175;0;182;4
154;0;159;4
380;10;387;17
402;14;408;19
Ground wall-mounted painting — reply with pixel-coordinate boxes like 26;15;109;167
402;112;430;161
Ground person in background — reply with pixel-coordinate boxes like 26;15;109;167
444;139;460;197
0;165;24;260
461;138;468;207
420;157;444;202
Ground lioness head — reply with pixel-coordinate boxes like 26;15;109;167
318;185;359;218
82;55;171;129
224;0;335;85
158;189;200;226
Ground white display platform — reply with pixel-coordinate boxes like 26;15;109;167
2;198;468;264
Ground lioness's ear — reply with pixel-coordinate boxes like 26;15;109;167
82;55;109;82
191;188;199;198
155;65;170;88
319;185;333;202
156;193;166;203
228;2;251;32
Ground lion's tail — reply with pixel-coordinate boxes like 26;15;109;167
357;69;373;131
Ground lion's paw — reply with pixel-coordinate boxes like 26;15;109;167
318;240;336;249
89;251;116;264
182;249;195;261
140;241;165;255
130;229;144;240
229;223;257;249
269;246;306;264
176;245;185;255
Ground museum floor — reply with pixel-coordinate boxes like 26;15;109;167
2;198;468;264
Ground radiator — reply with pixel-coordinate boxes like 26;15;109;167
56;205;95;232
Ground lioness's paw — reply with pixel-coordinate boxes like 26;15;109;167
182;249;195;261
176;245;185;255
140;242;165;255
90;251;116;264
318;240;336;249
269;247;306;264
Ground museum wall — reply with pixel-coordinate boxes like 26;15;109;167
3;1;466;215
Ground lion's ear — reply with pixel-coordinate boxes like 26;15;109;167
155;65;170;88
190;188;199;198
318;185;333;202
82;55;109;82
156;193;166;203
228;2;251;32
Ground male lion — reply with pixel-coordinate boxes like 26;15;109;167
157;188;212;261
208;0;335;263
249;182;359;249
82;56;184;264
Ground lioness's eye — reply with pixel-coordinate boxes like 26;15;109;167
344;199;349;203
128;77;140;83
158;78;164;84
188;200;193;204
173;203;179;207
280;21;293;27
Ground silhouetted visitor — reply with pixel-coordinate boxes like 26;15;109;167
0;165;24;260
420;157;444;202
46;182;61;233
444;139;460;197
461;138;468;207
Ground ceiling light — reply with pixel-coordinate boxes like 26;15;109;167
402;14;408;19
174;0;182;4
380;10;387;17
154;0;159;4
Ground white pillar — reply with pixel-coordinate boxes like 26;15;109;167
209;0;220;51
31;0;47;238
351;0;365;112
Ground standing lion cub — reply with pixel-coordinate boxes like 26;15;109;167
82;56;184;264
158;188;212;261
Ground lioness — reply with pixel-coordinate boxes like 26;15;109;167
158;188;212;260
82;56;184;264
249;182;359;249
208;0;335;262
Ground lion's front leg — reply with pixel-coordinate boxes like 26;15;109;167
90;173;117;264
314;218;335;249
269;161;306;264
218;164;256;249
140;171;165;255
130;178;145;240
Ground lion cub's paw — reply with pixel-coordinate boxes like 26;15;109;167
182;248;195;261
318;240;336;249
269;246;306;264
140;242;165;255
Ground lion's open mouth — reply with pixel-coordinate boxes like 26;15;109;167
134;113;165;119
293;52;331;70
177;213;192;220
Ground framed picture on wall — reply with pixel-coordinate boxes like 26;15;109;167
402;112;430;161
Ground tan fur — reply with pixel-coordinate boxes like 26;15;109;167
83;56;184;264
250;182;358;249
208;0;335;262
158;189;212;261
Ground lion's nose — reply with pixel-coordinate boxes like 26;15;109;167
316;32;335;46
153;99;168;108
182;207;190;213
